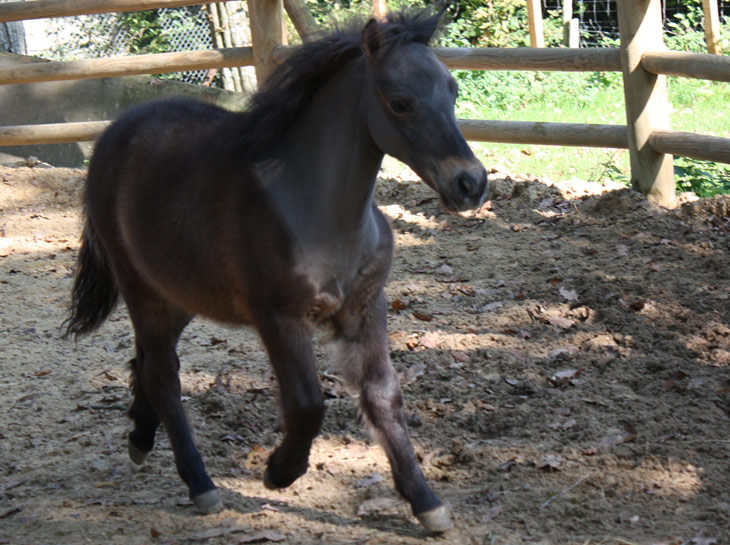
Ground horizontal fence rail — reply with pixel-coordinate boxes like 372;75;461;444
0;0;227;23
641;49;730;83
0;121;112;145
435;47;622;72
0;119;631;149
459;120;628;149
648;129;730;164
0;47;253;84
270;46;623;72
0;45;624;87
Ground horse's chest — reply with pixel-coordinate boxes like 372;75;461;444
306;279;344;323
297;243;392;326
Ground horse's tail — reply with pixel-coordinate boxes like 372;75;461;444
63;220;119;339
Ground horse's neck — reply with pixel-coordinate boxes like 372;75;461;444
266;61;383;239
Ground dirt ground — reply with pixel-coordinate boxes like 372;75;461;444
0;161;728;545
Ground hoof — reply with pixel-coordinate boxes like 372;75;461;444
128;438;150;465
416;505;453;533
262;468;281;490
263;467;302;490
193;489;223;514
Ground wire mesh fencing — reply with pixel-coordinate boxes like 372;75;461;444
542;0;730;46
24;7;217;85
22;4;257;90
157;6;215;84
28;13;134;60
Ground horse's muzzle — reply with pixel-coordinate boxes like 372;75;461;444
443;163;488;213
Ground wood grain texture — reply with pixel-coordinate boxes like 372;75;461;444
641;49;730;82
617;0;674;205
435;47;621;72
458;119;628;149
0;47;254;84
702;0;722;54
526;0;545;48
649;130;730;164
248;0;284;84
0;121;110;145
0;0;221;23
283;0;318;41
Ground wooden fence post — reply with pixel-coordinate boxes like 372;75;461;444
563;0;579;48
617;0;674;205
248;0;283;84
283;0;318;41
526;0;545;48
372;0;387;20
702;0;722;54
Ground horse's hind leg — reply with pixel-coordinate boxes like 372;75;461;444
125;295;221;514
255;317;325;490
333;294;452;532
127;355;160;464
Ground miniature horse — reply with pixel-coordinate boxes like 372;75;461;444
65;9;487;532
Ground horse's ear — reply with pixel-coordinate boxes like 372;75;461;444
408;4;450;45
361;18;383;59
416;12;443;44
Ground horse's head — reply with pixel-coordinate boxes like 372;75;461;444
361;12;488;213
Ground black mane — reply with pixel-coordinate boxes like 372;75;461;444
233;8;444;158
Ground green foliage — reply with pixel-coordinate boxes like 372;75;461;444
120;8;212;55
304;0;373;27
665;0;730;52
674;158;730;198
453;71;532;115
120;10;168;54
440;0;529;48
542;9;569;47
453;69;622;118
596;155;627;184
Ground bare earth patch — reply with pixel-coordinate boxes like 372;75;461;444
1;164;728;545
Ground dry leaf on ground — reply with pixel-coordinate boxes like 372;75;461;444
356;497;403;517
355;472;384;488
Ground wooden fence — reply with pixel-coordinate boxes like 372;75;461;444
527;0;724;54
1;0;729;205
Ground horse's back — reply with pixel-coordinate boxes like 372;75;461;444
90;97;234;176
86;96;240;245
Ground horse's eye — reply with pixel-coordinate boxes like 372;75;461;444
389;98;411;115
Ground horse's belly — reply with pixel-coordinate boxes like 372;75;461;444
117;219;250;323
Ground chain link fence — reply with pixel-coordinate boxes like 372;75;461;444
157;6;215;84
24;7;216;85
542;0;730;45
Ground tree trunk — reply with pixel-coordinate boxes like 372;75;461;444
207;2;257;93
222;2;256;93
0;0;26;54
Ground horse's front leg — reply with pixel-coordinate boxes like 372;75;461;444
333;293;452;532
256;317;325;489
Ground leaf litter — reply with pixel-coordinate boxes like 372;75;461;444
2;167;729;544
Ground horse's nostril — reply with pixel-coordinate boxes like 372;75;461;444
457;175;475;197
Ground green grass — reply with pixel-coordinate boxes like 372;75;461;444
456;71;730;195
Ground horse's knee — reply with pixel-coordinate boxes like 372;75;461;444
361;368;402;411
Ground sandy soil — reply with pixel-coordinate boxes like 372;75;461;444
0;162;728;545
